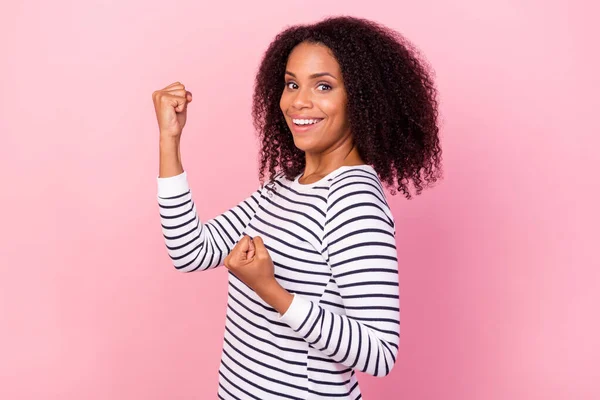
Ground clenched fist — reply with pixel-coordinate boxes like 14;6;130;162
152;81;193;139
224;235;277;295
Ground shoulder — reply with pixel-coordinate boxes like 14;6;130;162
260;171;287;191
326;166;395;230
328;165;387;207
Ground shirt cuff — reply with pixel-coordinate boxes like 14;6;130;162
157;171;189;198
278;293;313;331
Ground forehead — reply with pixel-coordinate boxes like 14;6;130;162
285;42;341;74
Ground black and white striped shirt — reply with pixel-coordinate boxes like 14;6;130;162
157;164;400;399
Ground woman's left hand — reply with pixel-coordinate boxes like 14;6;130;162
224;235;277;295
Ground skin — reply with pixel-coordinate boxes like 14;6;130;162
224;42;366;316
155;46;368;316
224;235;294;315
280;41;365;184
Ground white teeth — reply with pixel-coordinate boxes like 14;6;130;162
293;118;322;125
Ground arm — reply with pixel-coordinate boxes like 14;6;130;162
278;178;400;377
157;170;263;273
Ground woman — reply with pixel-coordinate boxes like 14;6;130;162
152;15;441;400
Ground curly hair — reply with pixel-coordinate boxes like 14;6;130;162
252;15;443;199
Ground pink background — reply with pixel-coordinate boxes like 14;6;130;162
1;1;598;399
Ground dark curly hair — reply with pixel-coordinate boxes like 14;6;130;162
252;15;443;199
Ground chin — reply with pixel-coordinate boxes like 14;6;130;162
291;137;310;152
292;138;323;154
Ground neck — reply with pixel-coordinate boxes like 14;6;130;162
302;135;365;178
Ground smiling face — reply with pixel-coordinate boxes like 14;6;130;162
280;42;351;154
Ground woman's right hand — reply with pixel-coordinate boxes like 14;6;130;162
152;81;193;139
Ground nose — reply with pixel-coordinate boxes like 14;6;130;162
292;86;313;109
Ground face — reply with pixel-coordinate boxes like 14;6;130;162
280;42;351;153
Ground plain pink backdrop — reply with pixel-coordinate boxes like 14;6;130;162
1;1;598;399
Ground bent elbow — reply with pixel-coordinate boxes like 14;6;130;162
374;341;399;378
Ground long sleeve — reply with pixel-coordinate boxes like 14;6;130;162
278;178;400;377
157;171;263;273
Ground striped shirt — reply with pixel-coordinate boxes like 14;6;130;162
157;164;400;400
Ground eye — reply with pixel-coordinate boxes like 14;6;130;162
284;81;332;91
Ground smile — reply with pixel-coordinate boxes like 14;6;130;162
291;118;325;133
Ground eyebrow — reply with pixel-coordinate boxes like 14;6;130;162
285;71;338;80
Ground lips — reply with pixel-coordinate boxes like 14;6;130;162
290;118;324;133
290;115;324;120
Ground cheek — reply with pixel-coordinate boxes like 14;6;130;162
279;96;285;112
279;91;291;111
318;98;343;122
